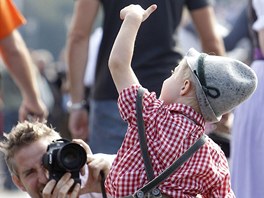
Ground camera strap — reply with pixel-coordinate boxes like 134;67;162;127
100;171;107;198
134;87;206;198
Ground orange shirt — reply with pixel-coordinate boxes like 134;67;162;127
0;0;26;39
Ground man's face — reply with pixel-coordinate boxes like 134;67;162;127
12;138;51;198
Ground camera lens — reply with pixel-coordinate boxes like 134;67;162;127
57;143;87;171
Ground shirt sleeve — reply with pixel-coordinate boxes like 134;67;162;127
252;0;264;31
118;84;141;122
207;152;235;197
186;0;212;11
0;0;26;39
210;174;235;198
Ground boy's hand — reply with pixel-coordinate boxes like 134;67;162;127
120;4;157;22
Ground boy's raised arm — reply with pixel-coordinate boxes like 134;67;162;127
108;4;157;94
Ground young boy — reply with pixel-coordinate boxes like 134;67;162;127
105;4;257;198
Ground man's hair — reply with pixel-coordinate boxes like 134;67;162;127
0;120;61;175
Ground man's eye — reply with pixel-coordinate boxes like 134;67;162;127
24;170;34;177
27;171;33;176
24;172;32;178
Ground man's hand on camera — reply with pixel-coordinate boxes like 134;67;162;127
72;139;112;194
42;173;81;198
41;139;113;197
79;154;112;194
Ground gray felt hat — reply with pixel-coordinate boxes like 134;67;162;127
185;48;258;123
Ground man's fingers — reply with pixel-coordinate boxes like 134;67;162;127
57;179;75;198
72;139;92;155
88;157;111;179
42;175;80;198
50;173;73;197
70;184;81;198
42;180;56;198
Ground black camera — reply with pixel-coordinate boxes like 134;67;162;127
42;139;87;186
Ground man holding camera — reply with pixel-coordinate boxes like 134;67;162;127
0;121;114;198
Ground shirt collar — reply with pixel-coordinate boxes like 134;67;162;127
167;103;205;127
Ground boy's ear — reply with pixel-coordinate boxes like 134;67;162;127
12;174;26;191
180;80;192;96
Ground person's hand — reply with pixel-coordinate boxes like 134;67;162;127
42;173;81;198
19;97;48;122
214;112;234;134
204;122;217;134
120;4;157;22
42;139;90;198
72;139;111;194
68;109;89;141
80;154;111;194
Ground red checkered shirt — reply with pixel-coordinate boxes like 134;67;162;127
105;85;235;198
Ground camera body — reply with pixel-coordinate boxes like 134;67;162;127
42;139;87;186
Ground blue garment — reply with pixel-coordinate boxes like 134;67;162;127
89;100;127;154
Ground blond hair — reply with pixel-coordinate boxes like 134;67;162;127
0;120;61;175
181;59;201;113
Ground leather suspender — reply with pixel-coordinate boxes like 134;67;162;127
135;87;162;198
134;87;206;198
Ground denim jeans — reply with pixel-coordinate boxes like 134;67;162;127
89;100;127;154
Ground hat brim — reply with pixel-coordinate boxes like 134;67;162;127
185;48;221;123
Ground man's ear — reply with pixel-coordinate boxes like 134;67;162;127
12;174;26;191
180;80;192;96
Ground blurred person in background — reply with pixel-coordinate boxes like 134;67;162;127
66;0;226;154
0;0;48;122
30;49;55;115
230;0;264;197
223;4;252;63
0;0;48;191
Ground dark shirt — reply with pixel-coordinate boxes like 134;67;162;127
93;0;210;100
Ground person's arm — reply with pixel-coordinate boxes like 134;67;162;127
0;30;48;121
109;4;157;93
190;6;225;56
66;0;100;140
223;6;249;51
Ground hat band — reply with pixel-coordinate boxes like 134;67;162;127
194;54;220;99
